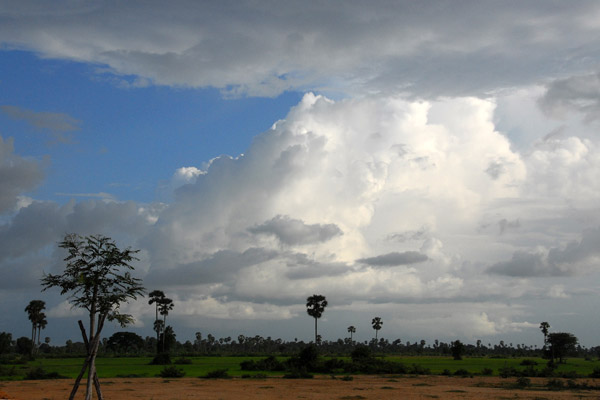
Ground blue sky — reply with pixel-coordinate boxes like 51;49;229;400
0;50;303;204
1;1;600;347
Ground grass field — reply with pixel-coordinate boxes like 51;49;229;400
1;355;599;380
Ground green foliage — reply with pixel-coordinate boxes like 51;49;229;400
480;367;493;375
240;356;285;371
201;369;231;379
0;332;12;355
107;331;144;354
450;340;464;360
15;337;33;356
24;366;66;380
515;376;531;388
174;357;192;365
547;332;578;364
149;353;172;365
158;365;185;378
453;368;470;377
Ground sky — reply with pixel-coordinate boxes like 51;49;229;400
1;1;600;348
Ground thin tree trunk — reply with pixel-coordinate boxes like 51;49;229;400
314;317;318;344
78;320;103;399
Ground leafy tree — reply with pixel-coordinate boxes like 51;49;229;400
371;317;383;341
547;332;578;364
41;233;144;400
107;332;144;354
450;340;465;360
0;332;13;354
16;336;33;356
540;321;550;349
24;300;46;353
347;326;356;342
306;294;327;344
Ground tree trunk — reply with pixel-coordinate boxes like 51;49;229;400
314;317;318;344
78;320;103;399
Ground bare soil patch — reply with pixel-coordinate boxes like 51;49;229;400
1;375;598;399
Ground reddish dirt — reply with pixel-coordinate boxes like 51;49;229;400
1;375;598;399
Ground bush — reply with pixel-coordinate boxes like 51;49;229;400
453;368;470;377
441;369;451;376
519;359;538;366
149;352;172;365
241;356;284;371
499;365;518;378
0;365;17;377
201;369;231;379
283;370;314;379
174;357;192;365
159;366;185;378
480;367;493;376
546;378;565;390
589;367;600;378
409;364;430;375
24;367;65;380
515;376;531;388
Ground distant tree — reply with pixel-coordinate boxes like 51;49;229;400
159;326;177;352
306;294;327;344
16;336;33;356
547;332;578;364
41;233;144;400
148;290;174;352
107;332;144;354
25;300;45;354
0;332;12;354
347;326;356;342
371;317;383;341
450;340;465;360
540;322;550;349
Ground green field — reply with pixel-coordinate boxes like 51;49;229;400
1;356;599;380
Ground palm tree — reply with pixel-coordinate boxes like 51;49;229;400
158;297;174;350
25;300;46;353
371;317;383;341
306;294;327;344
347;326;356;343
540;322;550;349
148;290;166;352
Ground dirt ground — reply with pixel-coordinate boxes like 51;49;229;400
1;375;598;400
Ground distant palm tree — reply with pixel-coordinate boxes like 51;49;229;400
25;300;46;353
306;294;327;344
371;317;383;340
347;326;356;343
540;321;550;349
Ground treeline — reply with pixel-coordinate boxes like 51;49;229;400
1;330;597;360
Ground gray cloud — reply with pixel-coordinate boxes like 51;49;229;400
146;247;279;286
357;251;428;267
249;215;342;246
539;72;600;122
1;2;599;97
1;105;81;132
0;136;44;213
284;253;352;280
488;227;600;277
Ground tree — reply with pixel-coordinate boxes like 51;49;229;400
540;322;550;349
347;326;356;343
450;340;465;360
107;332;144;354
306;294;327;344
16;337;33;356
148;290;174;353
42;234;144;400
371;317;383;341
547;332;578;364
25;300;46;354
0;332;12;354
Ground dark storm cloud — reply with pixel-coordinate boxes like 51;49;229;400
488;227;600;277
357;251;428;267
539;72;600;122
249;215;343;246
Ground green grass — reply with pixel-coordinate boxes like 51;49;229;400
1;355;599;380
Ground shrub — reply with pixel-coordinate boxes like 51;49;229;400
441;369;451;376
519;359;538;366
283;370;314;379
453;368;470;377
0;365;17;377
480;367;493;376
546;378;564;390
159;366;185;378
515;376;531;388
24;367;65;380
409;364;431;375
201;369;231;379
589;367;600;378
499;365;518;378
241;355;285;371
149;353;172;365
174;357;192;365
